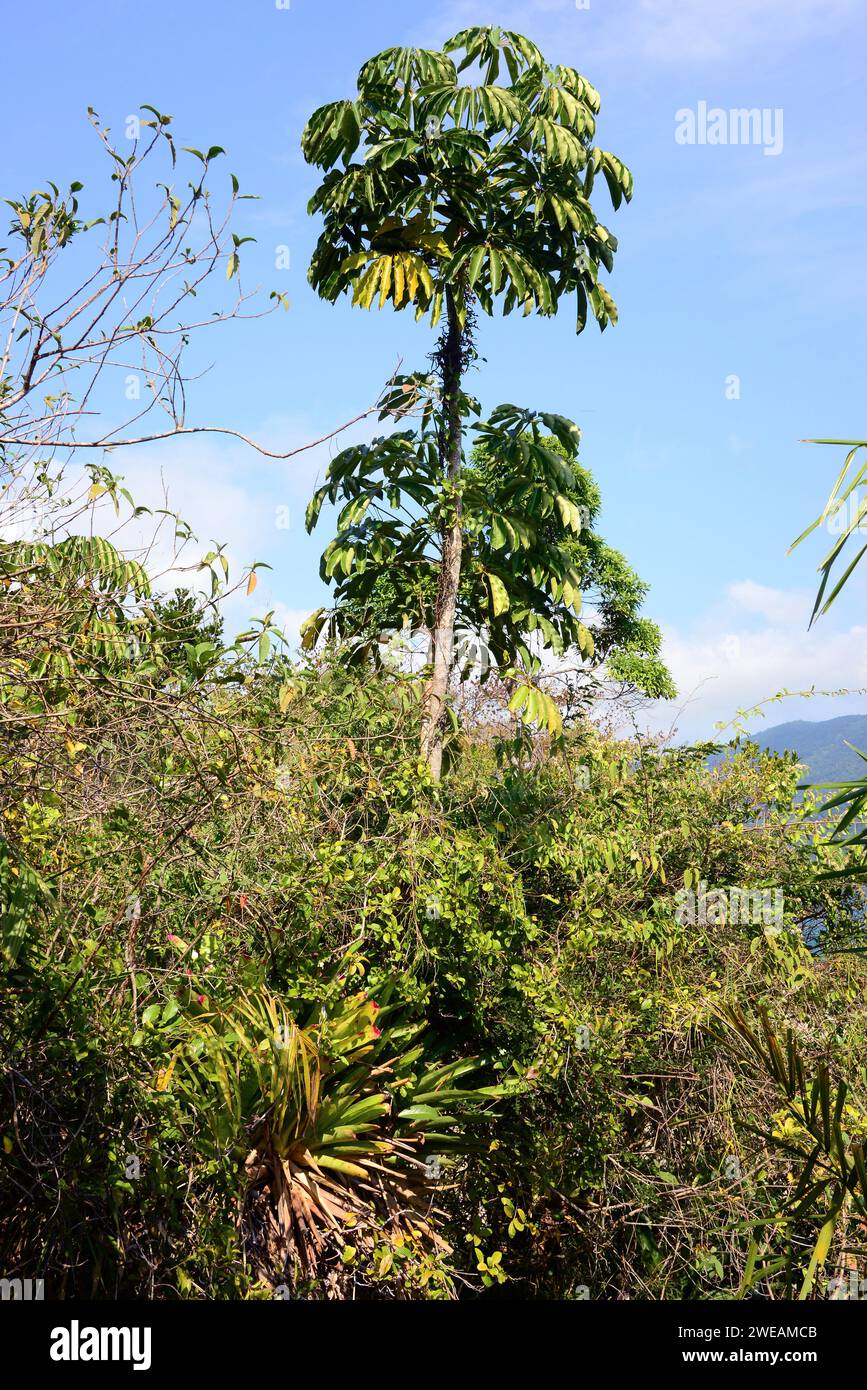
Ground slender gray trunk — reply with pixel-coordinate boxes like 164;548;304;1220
420;288;465;780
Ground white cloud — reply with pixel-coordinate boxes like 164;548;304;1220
631;0;856;64
726;580;809;627
269;603;312;647
90;439;268;599
643;578;867;740
28;406;380;647
415;0;858;69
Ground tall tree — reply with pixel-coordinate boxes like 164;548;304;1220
302;27;634;777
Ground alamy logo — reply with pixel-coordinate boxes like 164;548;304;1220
675;881;784;928
0;1277;43;1299
675;102;783;156
49;1320;152;1372
824;491;867;535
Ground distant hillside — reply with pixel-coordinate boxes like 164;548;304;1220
745;715;867;784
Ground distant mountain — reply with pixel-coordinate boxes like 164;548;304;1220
745;715;867;784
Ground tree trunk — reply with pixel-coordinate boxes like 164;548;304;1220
420;289;465;780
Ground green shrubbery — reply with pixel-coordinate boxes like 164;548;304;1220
2;48;866;1302
3;552;866;1297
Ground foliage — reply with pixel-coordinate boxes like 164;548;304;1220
4;541;866;1297
712;1006;867;1299
789;436;867;879
302;26;637;776
790;436;867;627
305;410;674;706
1;70;865;1311
302;26;631;334
172;967;503;1296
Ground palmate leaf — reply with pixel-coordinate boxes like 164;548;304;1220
304;27;630;336
301;402;603;681
358;45;457;92
301;100;365;168
8;533;151;599
296;394;657;704
445;25;545;81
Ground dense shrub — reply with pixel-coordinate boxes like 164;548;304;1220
3;574;866;1297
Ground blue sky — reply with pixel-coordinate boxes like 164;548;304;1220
4;0;867;739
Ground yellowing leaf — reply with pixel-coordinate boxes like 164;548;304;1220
486;572;510;617
542;691;563;736
155;1052;179;1093
378;255;393;308
300;607;327;651
246;570;258;595
393;254;406;306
